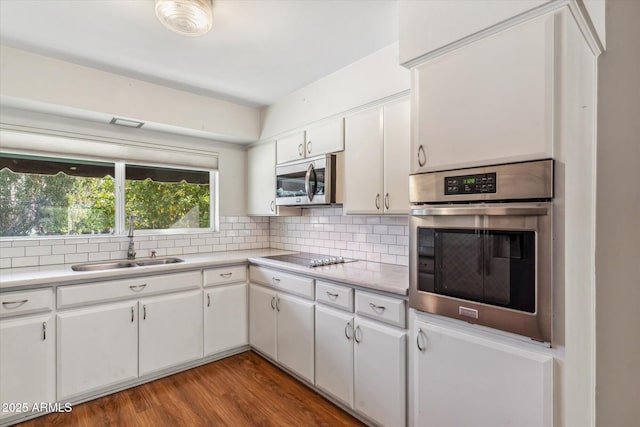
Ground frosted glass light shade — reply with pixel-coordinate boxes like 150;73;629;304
155;0;213;36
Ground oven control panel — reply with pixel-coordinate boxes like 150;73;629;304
444;172;497;195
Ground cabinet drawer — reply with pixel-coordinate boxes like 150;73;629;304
0;288;53;318
355;290;406;328
57;270;201;309
249;265;314;300
316;281;353;312
204;265;247;287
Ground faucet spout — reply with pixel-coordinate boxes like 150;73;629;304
127;215;137;260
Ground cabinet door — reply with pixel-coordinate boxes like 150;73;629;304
0;314;55;419
139;290;203;376
412;318;553;427
248;284;277;359
305;119;344;158
315;305;354;408
354;317;406;427
344;106;384;214
248;141;277;216
383;97;410;214
276;293;315;383
276;131;306;164
411;14;554;173
57;301;138;400
204;283;248;356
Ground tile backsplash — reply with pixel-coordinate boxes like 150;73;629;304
0;216;270;269
269;207;409;266
1;209;409;269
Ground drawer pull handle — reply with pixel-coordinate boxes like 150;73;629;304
270;296;276;310
326;291;339;300
219;272;233;279
42;322;47;340
344;322;353;340
417;328;427;352
354;325;362;343
207;293;211;307
143;304;147;320
369;303;386;314
131;307;135;323
298;143;304;156
272;277;281;284
129;284;147;292
2;299;28;308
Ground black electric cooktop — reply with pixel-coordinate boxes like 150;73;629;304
264;252;357;268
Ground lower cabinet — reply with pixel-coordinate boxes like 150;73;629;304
315;304;407;427
57;290;202;400
410;312;553;427
248;283;315;383
0;313;55;420
204;283;248;356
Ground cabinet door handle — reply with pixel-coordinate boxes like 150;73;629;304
129;284;147;292
270;200;275;212
275;297;281;312
1;299;28;308
42;322;47;340
326;291;339;300
354;325;362;343
417;328;427;352
207;293;211;307
384;193;390;210
375;194;380;210
143;304;147;320
272;277;281;285
219;272;233;279
369;302;386;314
270;296;276;310
417;145;426;167
344;321;353;340
131;307;135;323
306;141;312;155
298;143;303;156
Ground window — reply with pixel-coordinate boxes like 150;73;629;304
0;154;216;237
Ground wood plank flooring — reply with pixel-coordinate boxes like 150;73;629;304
16;351;364;427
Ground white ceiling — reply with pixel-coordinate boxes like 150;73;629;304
0;0;399;108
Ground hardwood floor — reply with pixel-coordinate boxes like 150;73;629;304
17;351;364;427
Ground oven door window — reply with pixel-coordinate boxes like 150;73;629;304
417;228;536;313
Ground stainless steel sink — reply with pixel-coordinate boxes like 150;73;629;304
71;257;184;271
71;261;138;271
135;257;184;266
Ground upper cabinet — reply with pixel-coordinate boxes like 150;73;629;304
410;14;554;173
399;0;550;65
344;97;410;214
276;118;344;164
248;141;277;215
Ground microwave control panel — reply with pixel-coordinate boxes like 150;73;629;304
444;172;497;195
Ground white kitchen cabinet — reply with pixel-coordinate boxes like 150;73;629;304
249;283;277;359
276;119;344;164
410;314;553;427
249;283;315;383
57;301;138;400
204;283;248;356
248;141;277;216
410;14;554;173
344;97;410;214
0;313;55;420
354;316;406;427
315;305;354;408
399;0;549;64
138;290;202;376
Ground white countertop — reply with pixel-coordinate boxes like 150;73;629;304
0;249;409;296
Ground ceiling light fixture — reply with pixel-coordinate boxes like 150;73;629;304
155;0;213;36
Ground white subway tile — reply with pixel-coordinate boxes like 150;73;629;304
12;256;39;267
0;258;12;269
52;245;76;255
0;241;12;248
373;225;389;235
11;240;40;247
389;245;405;255
88;252;111;262
99;242;120;252
388;226;405;235
2;247;25;258
139;241;158;249
380;254;397;264
65;253;88;264
157;240;175;248
366;252;381;262
366;234;381;244
40;255;65;265
381;235;397;245
166;247;184;256
77;244;99;253
26;246;52;257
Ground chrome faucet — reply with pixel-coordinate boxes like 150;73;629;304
127;215;137;260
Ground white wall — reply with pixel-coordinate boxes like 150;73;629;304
595;1;640;425
0;45;261;143
260;43;409;140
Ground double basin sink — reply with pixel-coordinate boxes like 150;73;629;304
71;257;184;272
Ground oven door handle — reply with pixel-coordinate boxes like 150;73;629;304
412;206;548;216
304;163;316;202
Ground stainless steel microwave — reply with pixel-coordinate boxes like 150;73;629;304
275;154;337;206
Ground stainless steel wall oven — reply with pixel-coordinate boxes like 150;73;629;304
409;160;553;343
